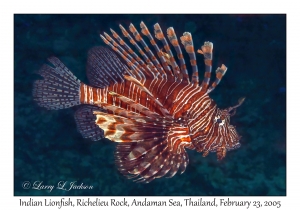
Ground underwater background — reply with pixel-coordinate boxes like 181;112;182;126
14;14;286;196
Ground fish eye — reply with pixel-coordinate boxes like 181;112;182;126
214;116;225;126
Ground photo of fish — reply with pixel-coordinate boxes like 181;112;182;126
32;21;245;183
14;14;286;195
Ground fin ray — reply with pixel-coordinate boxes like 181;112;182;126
98;112;195;183
74;105;105;141
86;47;127;88
33;57;81;110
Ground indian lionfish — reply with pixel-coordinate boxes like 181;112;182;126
33;21;245;183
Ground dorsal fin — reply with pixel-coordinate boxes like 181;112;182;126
139;21;173;76
180;32;199;85
128;23;166;76
153;23;182;79
167;27;189;82
86;46;128;88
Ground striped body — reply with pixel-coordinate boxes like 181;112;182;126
33;21;244;183
80;78;206;118
79;74;240;158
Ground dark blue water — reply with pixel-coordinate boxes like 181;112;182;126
14;14;286;196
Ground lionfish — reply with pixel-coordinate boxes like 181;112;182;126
33;21;245;183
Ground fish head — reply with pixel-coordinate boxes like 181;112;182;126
190;97;245;160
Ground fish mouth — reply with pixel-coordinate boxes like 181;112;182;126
190;124;242;160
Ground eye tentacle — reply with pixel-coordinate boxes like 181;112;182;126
228;97;246;114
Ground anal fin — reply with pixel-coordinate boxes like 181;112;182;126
74;105;105;141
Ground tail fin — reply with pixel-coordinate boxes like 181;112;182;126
33;57;81;110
